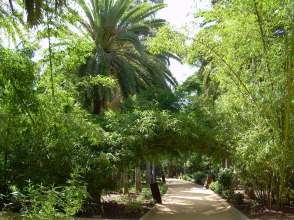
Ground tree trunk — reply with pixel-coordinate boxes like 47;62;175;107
135;166;142;193
151;161;156;183
123;168;129;194
93;87;102;115
161;163;166;183
3;117;10;189
146;161;152;184
150;182;162;204
3;147;8;185
162;174;166;183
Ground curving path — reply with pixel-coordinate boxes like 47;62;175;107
140;178;248;220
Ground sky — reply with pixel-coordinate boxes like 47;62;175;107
158;0;211;83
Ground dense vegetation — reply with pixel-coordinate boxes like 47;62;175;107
0;0;293;219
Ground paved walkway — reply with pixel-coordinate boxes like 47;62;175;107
140;178;248;220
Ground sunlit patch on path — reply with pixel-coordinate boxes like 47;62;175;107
140;178;247;220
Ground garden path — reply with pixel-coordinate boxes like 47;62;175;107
140;178;248;220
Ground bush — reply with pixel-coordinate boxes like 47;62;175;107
22;183;59;219
193;171;206;185
138;187;153;201
218;168;233;190
231;193;244;205
210;181;222;194
17;174;87;219
182;174;193;182
221;189;234;199
159;183;168;195
61;174;88;216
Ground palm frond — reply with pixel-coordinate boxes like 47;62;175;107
75;0;176;113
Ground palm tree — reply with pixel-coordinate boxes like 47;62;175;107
0;1;25;43
5;0;65;25
76;0;177;114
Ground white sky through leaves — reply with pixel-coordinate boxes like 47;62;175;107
158;0;211;83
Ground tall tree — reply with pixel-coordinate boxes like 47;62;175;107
189;0;294;206
75;0;177;114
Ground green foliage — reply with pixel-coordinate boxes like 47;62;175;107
22;182;59;219
188;0;294;206
210;181;222;195
183;153;215;174
158;182;168;196
0;0;223;218
209;169;234;199
103;108;185;161
0;4;25;44
73;0;177;113
0;46;105;212
147;25;186;58
123;88;180;112
16;0;66;25
231;193;244;206
182;174;193;182
61;173;88;216
137;187;153;202
217;169;233;190
221;189;234;200
0;47;36;112
77;75;117;89
1;0;293;216
18;173;87;219
84;152;119;200
193;171;207;185
109;183;167;205
209;169;235;199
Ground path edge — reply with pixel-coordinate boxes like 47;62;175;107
139;205;158;220
140;182;172;220
140;179;249;220
230;205;249;220
207;188;249;220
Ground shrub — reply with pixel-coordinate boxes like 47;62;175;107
19;174;87;219
61;174;88;216
210;181;222;194
159;183;168;195
221;189;234;199
22;183;59;219
231;193;244;205
182;174;193;182
3;190;24;212
218;168;233;190
193;171;206;185
138;187;153;201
